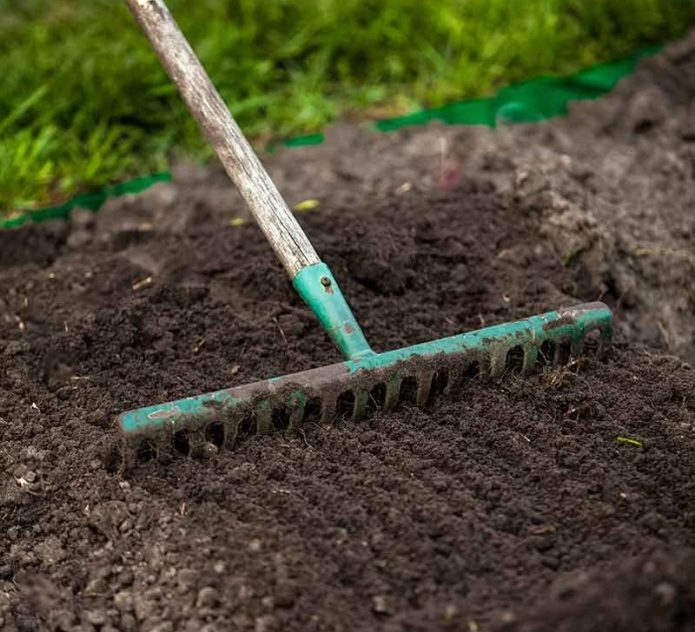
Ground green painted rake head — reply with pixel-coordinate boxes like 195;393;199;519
117;259;612;458
118;0;613;461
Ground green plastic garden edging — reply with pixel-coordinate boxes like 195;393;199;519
1;172;172;230
1;43;660;230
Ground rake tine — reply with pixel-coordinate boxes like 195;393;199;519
254;401;272;434
289;398;305;432
416;369;435;408
353;390;370;421
384;375;403;412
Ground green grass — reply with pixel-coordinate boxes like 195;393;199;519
1;0;694;213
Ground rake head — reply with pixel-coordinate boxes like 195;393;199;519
117;302;612;463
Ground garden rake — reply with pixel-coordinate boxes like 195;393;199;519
118;0;613;457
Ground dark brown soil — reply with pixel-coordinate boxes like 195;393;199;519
1;33;695;632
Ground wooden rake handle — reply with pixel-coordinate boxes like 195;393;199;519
124;0;320;278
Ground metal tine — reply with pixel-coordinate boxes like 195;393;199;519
489;347;507;378
580;327;604;358
383;375;403;412
288;397;305;432
522;344;538;375
352;390;370;421
416;369;434;408
186;428;208;457
254;400;273;434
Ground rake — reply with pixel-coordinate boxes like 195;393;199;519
118;0;613;456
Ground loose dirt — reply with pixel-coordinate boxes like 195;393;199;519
1;31;694;632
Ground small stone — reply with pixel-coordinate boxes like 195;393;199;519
94;565;112;580
196;586;220;609
254;615;278;632
19;446;37;461
500;610;516;624
67;230;92;249
201;442;218;457
118;568;134;587
148;623;173;632
372;595;389;615
444;603;458;622
248;539;262;552
35;536;67;566
71;207;95;228
238;584;253;602
541;554;561;570
177;569;198;592
114;591;134;612
85;577;108;595
87;501;130;538
655;582;676;605
83;610;108;626
134;596;156;622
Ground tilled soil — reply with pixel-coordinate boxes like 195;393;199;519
132;30;695;362
1;33;695;632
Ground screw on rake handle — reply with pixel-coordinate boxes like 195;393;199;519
124;0;319;278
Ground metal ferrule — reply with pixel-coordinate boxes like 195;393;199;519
291;262;374;361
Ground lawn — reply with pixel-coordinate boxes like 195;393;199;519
1;0;694;213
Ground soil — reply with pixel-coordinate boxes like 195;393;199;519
1;31;695;632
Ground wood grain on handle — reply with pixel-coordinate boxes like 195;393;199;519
124;0;320;278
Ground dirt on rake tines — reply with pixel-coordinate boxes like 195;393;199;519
2;34;695;632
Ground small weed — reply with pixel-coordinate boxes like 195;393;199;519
616;436;643;447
